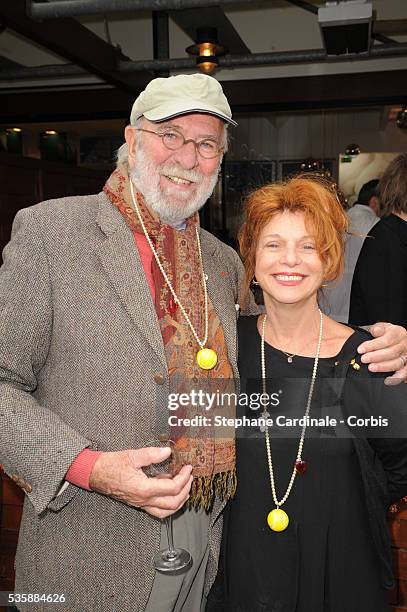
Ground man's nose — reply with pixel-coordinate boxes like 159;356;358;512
172;141;199;170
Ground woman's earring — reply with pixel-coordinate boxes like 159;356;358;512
251;277;264;306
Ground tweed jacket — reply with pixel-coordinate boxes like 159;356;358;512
0;191;256;612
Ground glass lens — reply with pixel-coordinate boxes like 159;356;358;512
162;130;184;150
198;139;219;158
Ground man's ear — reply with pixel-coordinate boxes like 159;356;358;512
125;126;137;167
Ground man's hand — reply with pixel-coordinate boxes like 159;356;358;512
357;322;407;385
89;447;193;519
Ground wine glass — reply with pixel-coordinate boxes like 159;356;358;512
144;437;192;573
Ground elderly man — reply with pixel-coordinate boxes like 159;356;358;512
1;74;406;612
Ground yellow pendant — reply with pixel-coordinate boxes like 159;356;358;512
267;508;289;532
196;348;218;370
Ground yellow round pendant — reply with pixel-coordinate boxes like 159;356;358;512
267;508;289;532
196;348;218;370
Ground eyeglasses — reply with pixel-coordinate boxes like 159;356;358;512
134;127;224;159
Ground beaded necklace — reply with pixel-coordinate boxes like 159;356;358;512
129;179;218;370
260;309;323;531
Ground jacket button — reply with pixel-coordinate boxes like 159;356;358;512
24;483;33;493
154;374;166;385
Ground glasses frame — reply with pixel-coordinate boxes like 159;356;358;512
134;127;224;159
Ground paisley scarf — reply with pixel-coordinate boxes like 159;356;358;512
104;163;236;509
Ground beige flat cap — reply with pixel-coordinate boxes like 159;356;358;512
130;73;237;127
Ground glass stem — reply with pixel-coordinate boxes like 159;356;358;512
164;516;177;559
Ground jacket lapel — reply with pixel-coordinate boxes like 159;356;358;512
95;193;167;369
95;196;239;374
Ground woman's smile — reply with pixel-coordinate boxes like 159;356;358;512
272;273;307;286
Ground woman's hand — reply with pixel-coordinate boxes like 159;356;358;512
357;322;407;385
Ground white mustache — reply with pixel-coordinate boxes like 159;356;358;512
159;165;202;184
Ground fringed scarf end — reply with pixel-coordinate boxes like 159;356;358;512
188;469;237;512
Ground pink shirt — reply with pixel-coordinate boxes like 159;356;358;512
65;232;154;490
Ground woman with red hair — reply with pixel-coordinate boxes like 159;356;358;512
207;174;407;612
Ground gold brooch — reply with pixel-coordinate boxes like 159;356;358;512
350;358;361;371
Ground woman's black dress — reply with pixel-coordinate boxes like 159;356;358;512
206;315;390;612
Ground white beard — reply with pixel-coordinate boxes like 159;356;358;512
130;146;220;226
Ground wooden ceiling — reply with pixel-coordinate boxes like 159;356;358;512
0;0;406;121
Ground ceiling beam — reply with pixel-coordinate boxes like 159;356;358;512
0;0;152;93
106;41;407;67
226;69;407;112
30;0;265;20
0;64;88;80
1;69;406;124
285;0;317;15
0;56;24;69
153;11;170;77
373;33;397;45
1;42;406;81
374;19;407;35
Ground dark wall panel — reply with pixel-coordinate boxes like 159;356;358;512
0;152;108;259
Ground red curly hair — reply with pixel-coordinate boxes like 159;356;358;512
238;174;349;302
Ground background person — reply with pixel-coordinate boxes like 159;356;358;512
323;178;379;323
350;154;407;328
348;178;380;231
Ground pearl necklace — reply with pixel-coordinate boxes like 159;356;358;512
129;179;218;370
260;309;323;531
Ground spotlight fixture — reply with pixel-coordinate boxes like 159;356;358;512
300;158;321;172
397;106;407;130
299;159;332;178
186;26;227;74
318;1;373;56
5;127;23;154
320;165;332;178
40;131;68;162
345;143;361;156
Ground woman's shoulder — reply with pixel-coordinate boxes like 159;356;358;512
333;326;387;379
320;320;382;378
322;318;371;358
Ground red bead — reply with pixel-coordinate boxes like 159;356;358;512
168;296;177;315
295;460;307;475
